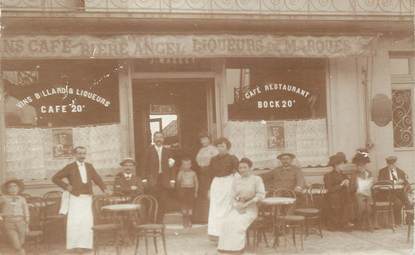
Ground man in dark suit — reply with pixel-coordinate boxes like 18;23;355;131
113;158;144;199
52;146;109;252
143;132;177;223
378;156;411;226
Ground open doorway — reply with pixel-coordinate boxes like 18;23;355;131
132;79;215;176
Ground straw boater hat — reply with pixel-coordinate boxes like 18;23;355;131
328;152;347;166
120;157;136;166
386;155;398;164
277;152;296;160
1;179;25;195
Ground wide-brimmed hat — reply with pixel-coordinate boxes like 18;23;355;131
385;155;398;164
120;158;136;166
328;152;347;166
352;149;370;164
1;179;24;195
277;152;296;160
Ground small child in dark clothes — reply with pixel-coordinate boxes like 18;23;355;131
0;179;30;255
176;157;199;229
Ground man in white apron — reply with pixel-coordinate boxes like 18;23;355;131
52;146;109;253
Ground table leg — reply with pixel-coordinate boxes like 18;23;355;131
272;206;280;248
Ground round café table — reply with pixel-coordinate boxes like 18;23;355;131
261;197;296;248
102;204;141;252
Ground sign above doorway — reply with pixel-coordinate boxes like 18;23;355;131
1;34;376;59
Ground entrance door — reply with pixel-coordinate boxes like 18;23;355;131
132;79;213;176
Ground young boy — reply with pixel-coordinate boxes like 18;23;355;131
176;156;199;229
0;179;30;255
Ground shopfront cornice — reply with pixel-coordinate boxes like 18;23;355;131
1;0;413;18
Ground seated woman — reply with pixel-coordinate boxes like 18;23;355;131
324;152;354;231
218;158;265;255
350;149;374;229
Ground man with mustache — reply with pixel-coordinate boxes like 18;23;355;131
113;158;144;199
143;132;176;223
52;146;109;254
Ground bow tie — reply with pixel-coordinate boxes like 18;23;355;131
124;174;132;179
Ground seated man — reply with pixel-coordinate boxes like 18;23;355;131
378;156;411;226
324;152;354;230
113;158;144;199
263;153;305;205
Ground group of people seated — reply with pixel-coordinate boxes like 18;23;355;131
0;131;413;255
324;150;412;231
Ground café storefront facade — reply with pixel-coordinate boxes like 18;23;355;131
1;31;414;193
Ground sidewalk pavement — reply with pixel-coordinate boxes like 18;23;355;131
0;224;413;255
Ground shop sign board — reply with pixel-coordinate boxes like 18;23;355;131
1;34;375;59
230;83;318;120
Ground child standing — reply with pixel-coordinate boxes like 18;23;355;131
0;179;30;255
177;157;199;229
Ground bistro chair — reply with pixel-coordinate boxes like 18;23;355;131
92;195;121;255
133;195;167;255
274;189;305;250
405;183;415;242
246;190;274;251
294;183;324;238
26;196;46;253
371;181;395;232
42;191;65;243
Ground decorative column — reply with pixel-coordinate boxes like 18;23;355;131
118;60;135;159
0;76;6;184
212;58;227;138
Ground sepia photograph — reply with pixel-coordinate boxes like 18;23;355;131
0;0;414;254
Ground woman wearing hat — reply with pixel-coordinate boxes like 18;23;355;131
324;152;354;231
0;179;29;255
350;149;374;229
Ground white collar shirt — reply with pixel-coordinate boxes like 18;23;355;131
155;145;163;174
76;161;88;184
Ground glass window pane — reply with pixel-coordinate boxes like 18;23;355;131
390;58;410;75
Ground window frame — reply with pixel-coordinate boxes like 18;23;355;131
391;55;415;151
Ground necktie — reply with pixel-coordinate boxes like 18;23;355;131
391;169;397;181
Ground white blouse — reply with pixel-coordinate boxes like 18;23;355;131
196;145;219;168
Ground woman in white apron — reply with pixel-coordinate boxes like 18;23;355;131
208;137;239;240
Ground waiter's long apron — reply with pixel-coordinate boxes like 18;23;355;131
67;194;93;249
208;174;235;237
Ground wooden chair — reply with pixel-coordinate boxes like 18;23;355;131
371;181;395;232
246;191;273;251
405;183;414;242
26;196;46;253
273;189;305;250
92;195;121;255
294;184;324;238
42;191;65;244
133;195;167;255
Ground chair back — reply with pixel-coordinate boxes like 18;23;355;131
21;193;32;200
271;189;296;215
305;183;325;208
92;195;117;225
371;180;394;206
133;195;158;224
271;189;296;199
26;196;45;231
42;191;62;217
